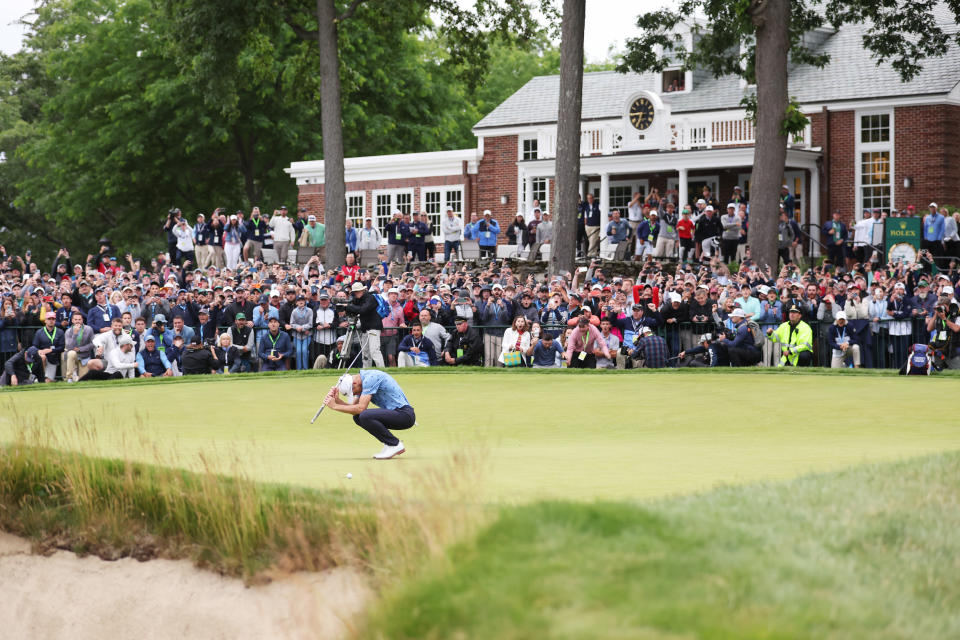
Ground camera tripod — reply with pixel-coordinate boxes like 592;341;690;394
336;316;367;370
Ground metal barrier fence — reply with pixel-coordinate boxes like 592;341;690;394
0;315;944;379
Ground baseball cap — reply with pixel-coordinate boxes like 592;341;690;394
704;205;715;212
153;314;167;324
337;373;355;403
45;311;56;319
782;184;789;190
235;312;246;320
640;326;653;335
387;287;400;294
730;308;745;318
454;316;469;324
943;285;955;295
318;292;330;300
144;334;156;342
308;215;317;221
835;310;848;322
118;334;134;346
929;202;938;208
491;283;503;291
25;346;39;363
696;199;706;205
631;303;644;311
787;305;801;314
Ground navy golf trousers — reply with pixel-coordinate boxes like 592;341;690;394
353;405;416;446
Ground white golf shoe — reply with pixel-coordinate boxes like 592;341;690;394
373;441;405;460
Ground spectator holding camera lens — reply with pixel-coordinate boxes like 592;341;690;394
259;317;293;371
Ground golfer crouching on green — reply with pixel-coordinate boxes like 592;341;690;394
324;370;415;459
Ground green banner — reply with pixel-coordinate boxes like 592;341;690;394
885;217;921;265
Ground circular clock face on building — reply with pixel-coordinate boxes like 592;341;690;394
629;97;655;131
888;242;917;265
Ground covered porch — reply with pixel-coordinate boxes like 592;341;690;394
518;146;824;256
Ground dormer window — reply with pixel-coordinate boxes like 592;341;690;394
662;69;686;93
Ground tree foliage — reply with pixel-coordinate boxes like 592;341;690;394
618;0;960;85
0;0;556;263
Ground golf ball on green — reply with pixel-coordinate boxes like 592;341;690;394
346;473;353;479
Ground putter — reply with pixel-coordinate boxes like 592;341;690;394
308;337;366;423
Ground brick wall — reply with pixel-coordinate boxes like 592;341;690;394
894;104;960;211
823;109;855;222
475;135;518;244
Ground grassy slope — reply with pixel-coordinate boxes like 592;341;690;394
362;452;960;640
2;370;959;502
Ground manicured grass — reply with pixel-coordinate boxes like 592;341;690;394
361;451;960;639
1;370;958;502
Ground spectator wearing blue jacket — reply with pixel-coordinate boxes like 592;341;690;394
531;332;564;368
87;288;121;333
345;219;358;254
823;210;847;266
258;317;293;371
922;202;945;257
462;212;480;241
580;194;602;258
606;210;631;260
385;211;409;264
635;213;660;258
722;308;759;366
397;324;437;367
136;335;173;377
477;210;500;259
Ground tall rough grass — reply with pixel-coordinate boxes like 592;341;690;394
0;405;490;584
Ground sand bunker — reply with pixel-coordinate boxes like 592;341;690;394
0;532;371;640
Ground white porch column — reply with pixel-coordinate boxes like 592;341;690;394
599;172;610;240
524;174;534;218
677;167;689;210
809;165;821;257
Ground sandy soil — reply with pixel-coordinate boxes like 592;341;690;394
0;532;371;640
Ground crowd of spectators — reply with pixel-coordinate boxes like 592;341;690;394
1;195;958;385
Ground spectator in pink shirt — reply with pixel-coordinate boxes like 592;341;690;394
565;315;610;368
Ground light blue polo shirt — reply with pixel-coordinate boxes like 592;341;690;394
359;369;410;410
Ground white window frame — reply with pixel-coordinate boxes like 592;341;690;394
372;188;414;237
855;109;895;215
518;135;539;161
661;68;692;95
345;190;366;231
420;184;464;236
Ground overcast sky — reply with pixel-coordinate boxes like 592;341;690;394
1;0;661;62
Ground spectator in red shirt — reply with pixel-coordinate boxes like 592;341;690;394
677;208;695;263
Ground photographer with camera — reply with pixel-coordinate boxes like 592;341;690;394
926;294;960;369
181;336;222;375
344;281;385;368
164;209;182;265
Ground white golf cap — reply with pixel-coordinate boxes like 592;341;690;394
730;308;745;318
337;374;355;403
118;334;134;346
393;209;402;216
696;199;706;205
929;202;938;208
727;202;736;209
704;205;715;212
483;209;492;216
943;285;954;295
668;292;682;303
757;285;770;295
835;310;848;322
387;287;400;294
782;184;790;189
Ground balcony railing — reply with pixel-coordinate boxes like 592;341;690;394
532;116;812;158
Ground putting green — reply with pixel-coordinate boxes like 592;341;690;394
1;371;958;502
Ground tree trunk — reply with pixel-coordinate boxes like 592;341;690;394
749;0;789;272
549;0;585;277
317;0;346;270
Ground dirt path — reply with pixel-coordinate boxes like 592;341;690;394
0;532;371;640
